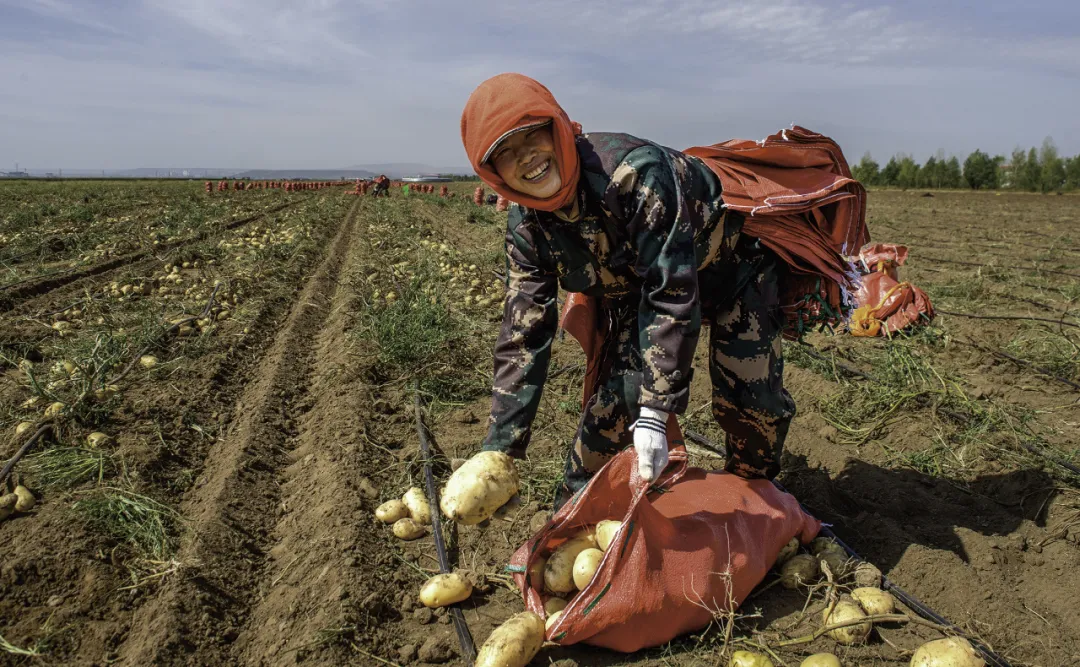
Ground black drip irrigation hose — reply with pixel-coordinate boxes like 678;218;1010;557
684;429;1013;667
414;388;476;665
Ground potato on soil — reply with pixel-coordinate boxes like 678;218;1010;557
776;537;799;566
44;401;66;418
572;548;604;590
0;493;17;520
812;537;843;556
402;487;431;524
544;533;598;594
139;355;159;369
854;561;882;588
543;597;567;615
729;650;775;667
819;548;851;578
594;520;622;552
14;485;36;512
418;573;472;608
14;421;34;437
780;553;819;588
823;598;871;645
475;611;545;667
909;637;984;667
440;451;520;525
376;499;409;524
87;432;112;448
800;654;841;667
852;587;895;616
392;518;426;540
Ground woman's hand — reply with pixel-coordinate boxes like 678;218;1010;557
632;407;670;482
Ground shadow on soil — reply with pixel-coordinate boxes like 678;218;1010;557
780;452;1057;571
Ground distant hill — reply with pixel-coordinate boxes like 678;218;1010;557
233;169;377;180
342;163;473;178
13;163;474;180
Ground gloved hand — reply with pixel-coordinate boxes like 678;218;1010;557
631;406;670;482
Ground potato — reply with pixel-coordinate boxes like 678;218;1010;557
729;650;775;667
14;485;35;512
44;402;66;418
819;549;851;578
545;610;563;633
402;487;431;524
543;597;567;615
139;355;158;369
594;520;622;552
528;557;547;591
852;587;895;616
812;537;843;556
418;573;472;608
392;518;426;540
854;561;882;588
14;421;34;437
0;493;17;520
572;548;604;590
87;432;112;448
376;500;409;524
800;654;841;667
476;611;545;667
545;533;598;594
776;537;799;566
822;598;871;645
909;637;984;667
780;554;819;589
440;451;520;525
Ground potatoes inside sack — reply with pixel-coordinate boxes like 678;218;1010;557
440;451;520;525
729;650;775;667
392;518;426;540
594;520;622;552
852;587;895;616
544;533;598;594
528;557;547;590
418;573;472;608
545;610;562;633
780;554;819;589
909;637;985;667
475;611;545;667
543;597;567;615
402;487;431;524
375;499;409;524
799;654;841;667
823;598;871;645
571;548;604;590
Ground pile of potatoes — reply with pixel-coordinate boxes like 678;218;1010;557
730;634;984;667
375;487;431;540
527;519;622;632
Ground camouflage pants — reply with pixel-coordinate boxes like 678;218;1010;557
557;243;796;506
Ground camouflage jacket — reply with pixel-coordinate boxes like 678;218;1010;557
483;132;741;457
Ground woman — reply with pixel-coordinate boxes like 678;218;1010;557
461;73;865;507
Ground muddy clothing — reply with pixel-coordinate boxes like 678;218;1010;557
481;132;795;491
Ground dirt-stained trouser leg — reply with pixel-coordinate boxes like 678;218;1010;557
555;306;639;510
709;252;795;479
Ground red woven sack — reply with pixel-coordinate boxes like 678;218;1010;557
509;444;820;652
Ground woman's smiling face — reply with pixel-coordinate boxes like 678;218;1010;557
489;124;562;200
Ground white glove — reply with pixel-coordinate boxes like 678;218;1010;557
631;406;670;482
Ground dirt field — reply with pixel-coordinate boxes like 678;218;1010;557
1;183;1078;666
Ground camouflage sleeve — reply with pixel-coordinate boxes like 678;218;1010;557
609;146;707;414
481;209;558;458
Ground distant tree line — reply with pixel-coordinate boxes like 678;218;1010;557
851;137;1080;192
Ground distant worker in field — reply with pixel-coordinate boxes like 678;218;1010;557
460;73;867;506
370;174;391;197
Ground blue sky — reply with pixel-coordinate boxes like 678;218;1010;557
1;0;1078;170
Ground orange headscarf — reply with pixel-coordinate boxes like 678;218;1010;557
460;73;582;212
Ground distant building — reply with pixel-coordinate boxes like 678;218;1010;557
401;175;452;183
